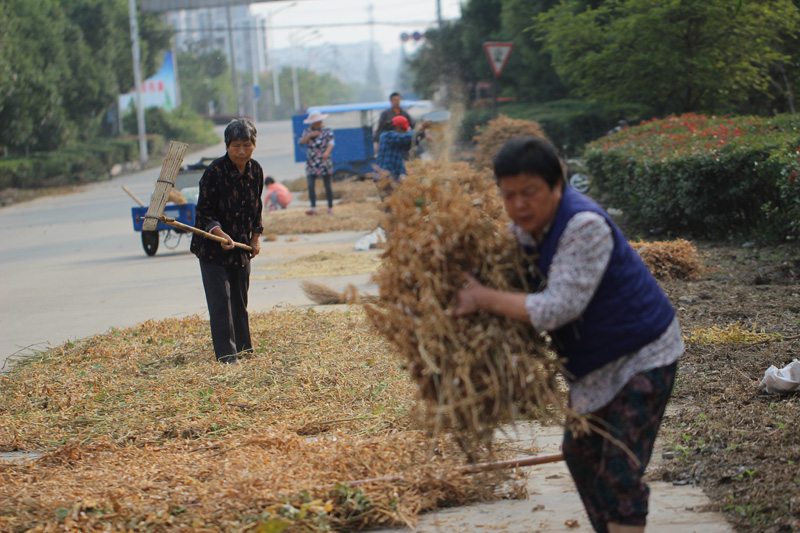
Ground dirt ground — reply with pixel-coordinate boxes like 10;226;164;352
653;241;800;532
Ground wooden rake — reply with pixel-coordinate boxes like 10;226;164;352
142;141;253;252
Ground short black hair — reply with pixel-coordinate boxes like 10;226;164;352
264;176;275;185
389;92;401;100
493;136;563;189
224;118;257;147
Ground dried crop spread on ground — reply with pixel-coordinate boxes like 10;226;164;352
264;179;382;235
0;310;521;532
252;242;381;280
361;160;569;455
651;243;800;532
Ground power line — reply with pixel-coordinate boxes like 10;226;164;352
142;19;453;34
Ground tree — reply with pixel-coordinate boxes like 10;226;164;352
272;67;355;120
0;0;73;153
177;49;235;116
407;0;583;106
407;20;476;104
499;0;568;102
0;0;172;155
535;0;800;115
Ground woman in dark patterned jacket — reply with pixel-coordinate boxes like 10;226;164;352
191;118;263;364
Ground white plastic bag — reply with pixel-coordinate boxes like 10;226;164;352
354;227;386;251
759;359;800;393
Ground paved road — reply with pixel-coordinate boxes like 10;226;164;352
0;120;359;368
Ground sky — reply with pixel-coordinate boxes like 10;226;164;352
250;0;464;54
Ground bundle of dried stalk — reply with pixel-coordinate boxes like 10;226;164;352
630;239;703;280
359;160;567;454
471;115;549;171
167;187;187;205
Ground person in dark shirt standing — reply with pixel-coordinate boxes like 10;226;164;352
190;118;263;364
374;92;415;152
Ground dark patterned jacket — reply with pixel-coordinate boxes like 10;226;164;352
374;107;415;142
190;153;263;267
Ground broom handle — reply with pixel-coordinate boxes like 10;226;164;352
121;185;146;207
159;216;253;252
330;453;565;489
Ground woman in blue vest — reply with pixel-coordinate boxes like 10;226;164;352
453;136;682;533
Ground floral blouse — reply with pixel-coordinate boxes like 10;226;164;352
302;126;335;177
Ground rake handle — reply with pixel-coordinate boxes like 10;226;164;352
323;453;565;489
159;216;253;252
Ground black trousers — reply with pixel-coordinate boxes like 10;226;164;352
307;171;333;209
199;259;252;360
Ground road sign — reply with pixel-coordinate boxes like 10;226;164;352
483;42;514;78
253;85;261;100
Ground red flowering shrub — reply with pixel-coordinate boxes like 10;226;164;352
585;114;800;241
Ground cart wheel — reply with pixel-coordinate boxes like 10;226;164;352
141;231;160;256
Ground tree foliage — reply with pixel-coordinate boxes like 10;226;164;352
534;0;799;115
0;0;172;156
177;49;236;116
408;0;606;106
270;67;356;120
408;0;799;120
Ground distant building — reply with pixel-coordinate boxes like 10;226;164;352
165;7;404;107
166;6;267;74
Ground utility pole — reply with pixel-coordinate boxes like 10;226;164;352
291;33;300;112
226;6;241;115
128;0;148;164
436;0;447;101
250;21;259;121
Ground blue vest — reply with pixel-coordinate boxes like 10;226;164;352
536;186;675;380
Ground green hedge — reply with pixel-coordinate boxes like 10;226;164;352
585;113;800;242
0;137;163;190
122;106;219;146
0;106;218;191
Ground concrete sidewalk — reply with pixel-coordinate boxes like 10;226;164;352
378;422;734;533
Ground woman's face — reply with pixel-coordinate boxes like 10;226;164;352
227;139;255;169
311;121;323;130
498;173;563;239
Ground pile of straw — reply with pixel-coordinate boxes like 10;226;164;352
360;161;567;455
167;187;187;205
471;115;549;171
0;310;522;531
629;239;703;280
